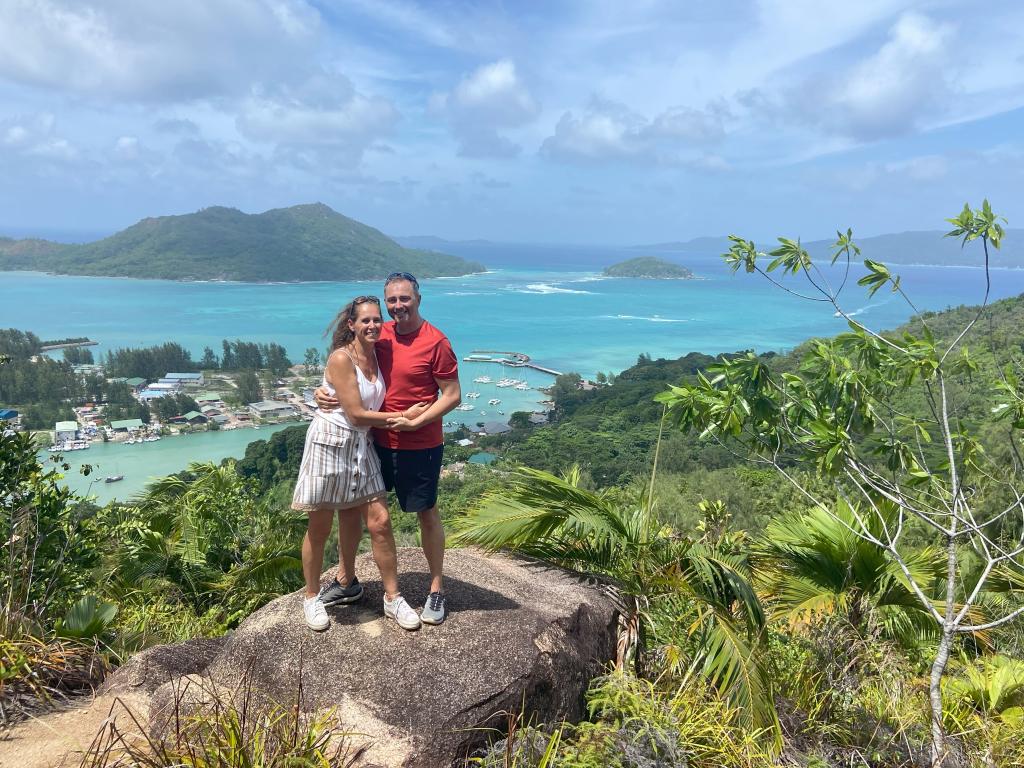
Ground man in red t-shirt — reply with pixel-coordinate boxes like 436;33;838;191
316;272;461;625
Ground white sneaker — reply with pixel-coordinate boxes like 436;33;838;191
303;596;330;631
383;594;421;631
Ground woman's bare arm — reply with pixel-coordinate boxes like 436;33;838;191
325;350;426;427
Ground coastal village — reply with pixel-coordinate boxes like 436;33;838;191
0;347;563;486
41;368;312;454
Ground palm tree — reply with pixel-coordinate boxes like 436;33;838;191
104;462;302;621
754;499;944;645
452;464;775;731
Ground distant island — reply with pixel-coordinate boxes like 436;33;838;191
631;229;1024;268
0;203;485;282
603;256;694;279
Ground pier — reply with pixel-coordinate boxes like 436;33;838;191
462;350;563;377
40;339;98;352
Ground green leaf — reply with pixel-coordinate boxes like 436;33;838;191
57;596;118;639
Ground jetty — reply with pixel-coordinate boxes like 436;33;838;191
40;338;98;352
462;350;562;377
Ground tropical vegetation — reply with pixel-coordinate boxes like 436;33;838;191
4;203;1024;766
602;256;694;279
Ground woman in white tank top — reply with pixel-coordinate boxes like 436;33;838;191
292;296;428;632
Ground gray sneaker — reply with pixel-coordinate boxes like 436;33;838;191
319;576;363;606
420;591;446;625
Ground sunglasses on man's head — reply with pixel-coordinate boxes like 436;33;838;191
385;271;419;289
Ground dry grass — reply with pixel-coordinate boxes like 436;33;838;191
78;663;362;768
0;634;108;729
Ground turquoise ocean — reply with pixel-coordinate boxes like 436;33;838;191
8;241;1024;503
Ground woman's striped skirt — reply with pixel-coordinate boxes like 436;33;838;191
290;418;385;512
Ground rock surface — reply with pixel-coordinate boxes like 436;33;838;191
101;636;225;694
103;547;618;768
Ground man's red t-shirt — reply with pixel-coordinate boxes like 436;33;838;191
372;319;459;450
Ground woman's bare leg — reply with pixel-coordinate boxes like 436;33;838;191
302;509;335;598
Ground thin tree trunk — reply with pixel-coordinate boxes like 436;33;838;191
932;377;959;768
929;621;954;767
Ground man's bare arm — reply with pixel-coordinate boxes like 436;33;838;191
387;377;461;431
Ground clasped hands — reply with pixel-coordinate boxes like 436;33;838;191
312;387;429;431
385;401;430;430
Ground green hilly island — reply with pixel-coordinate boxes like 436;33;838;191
0;203;484;282
603;256;694;279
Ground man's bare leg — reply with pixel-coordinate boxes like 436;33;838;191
335;508;362;586
364;497;400;598
418;506;445;594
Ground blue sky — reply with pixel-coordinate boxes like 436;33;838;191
1;0;1022;244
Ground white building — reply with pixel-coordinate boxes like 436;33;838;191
54;420;78;442
248;401;296;419
164;372;205;387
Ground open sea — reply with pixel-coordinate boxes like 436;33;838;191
8;241;1024;503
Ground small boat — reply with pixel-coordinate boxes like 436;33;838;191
514;384;529;391
467;392;481;399
480;411;487;416
143;436;160;442
104;475;124;483
498;410;505;415
473;376;492;383
488;398;501;405
457;403;475;411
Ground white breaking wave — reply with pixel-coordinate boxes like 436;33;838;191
602;314;690;323
512;283;593;295
841;301;887;318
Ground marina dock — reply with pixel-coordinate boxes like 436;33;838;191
40;339;98;352
462;350;563;377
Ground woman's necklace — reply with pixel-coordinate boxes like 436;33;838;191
347;343;378;380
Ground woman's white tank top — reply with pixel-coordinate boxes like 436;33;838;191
317;348;386;432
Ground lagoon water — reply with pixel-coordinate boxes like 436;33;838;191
42;423;295;505
9;241;1024;501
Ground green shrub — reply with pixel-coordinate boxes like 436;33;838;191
473;671;773;768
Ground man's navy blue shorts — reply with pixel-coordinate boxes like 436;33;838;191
374;444;444;513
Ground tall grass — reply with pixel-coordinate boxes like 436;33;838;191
79;670;360;768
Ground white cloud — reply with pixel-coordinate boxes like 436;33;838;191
0;112;76;160
236;70;399;167
758;12;955;142
540;96;726;164
432;59;539;157
827;13;953;139
0;0;321;101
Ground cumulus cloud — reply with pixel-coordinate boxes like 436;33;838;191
236;70;399;167
540;97;727;164
431;59;539;157
750;12;956;142
824;13;953;139
0;0;321;101
0;113;76;160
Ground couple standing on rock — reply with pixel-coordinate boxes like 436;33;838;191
291;272;462;632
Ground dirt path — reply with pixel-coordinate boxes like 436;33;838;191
0;693;149;768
